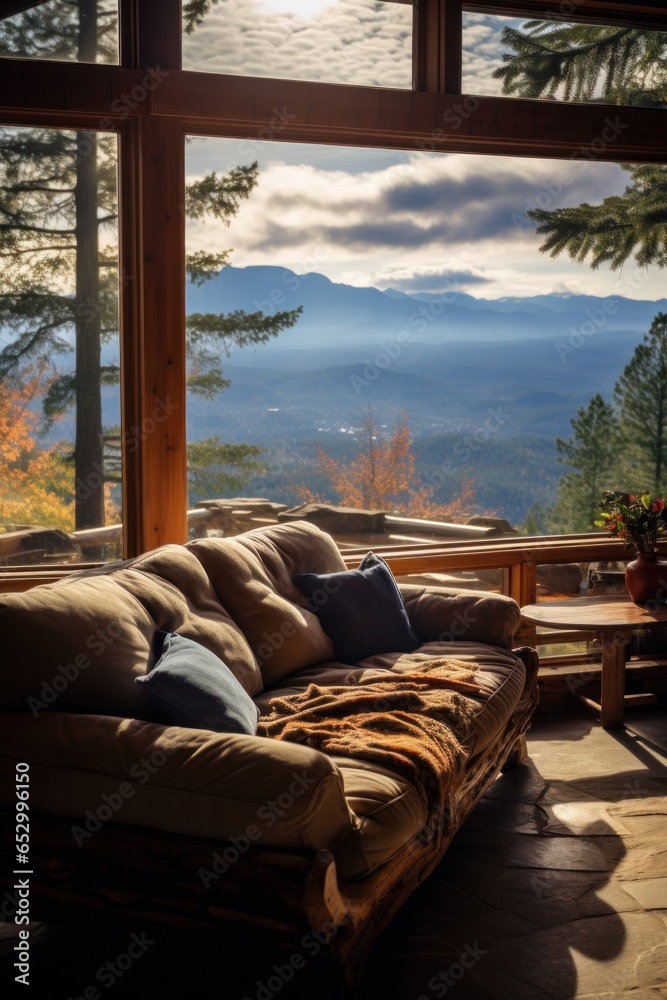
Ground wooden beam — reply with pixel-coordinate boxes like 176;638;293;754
2;57;666;161
415;0;442;92
120;115;187;555
167;73;667;162
462;0;667;31
443;0;462;95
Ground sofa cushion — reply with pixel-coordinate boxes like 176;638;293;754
0;575;157;718
253;640;529;876
332;757;428;878
135;632;260;735
188;522;347;684
293;552;419;664
0;712;356;861
82;545;263;696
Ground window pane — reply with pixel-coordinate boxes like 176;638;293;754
184;137;664;552
0;0;119;64
463;12;667;110
0;126;121;566
182;0;413;89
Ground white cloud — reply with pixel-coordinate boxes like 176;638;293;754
186;141;665;301
183;0;413;89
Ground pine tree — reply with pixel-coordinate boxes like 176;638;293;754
495;20;667;271
549;394;620;532
0;3;301;530
494;21;667;107
529;164;667;271
614;312;667;494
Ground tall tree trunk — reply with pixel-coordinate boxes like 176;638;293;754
74;0;104;530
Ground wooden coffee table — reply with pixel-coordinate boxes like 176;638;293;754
521;595;667;729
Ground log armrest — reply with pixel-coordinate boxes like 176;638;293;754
399;584;522;650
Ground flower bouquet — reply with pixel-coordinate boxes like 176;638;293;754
596;491;667;555
596;491;667;603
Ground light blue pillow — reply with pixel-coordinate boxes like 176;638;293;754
135;631;260;735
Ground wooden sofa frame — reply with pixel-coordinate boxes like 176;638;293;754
0;647;538;996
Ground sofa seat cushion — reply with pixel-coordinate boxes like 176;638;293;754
0;712;356;860
359;642;527;756
331;757;427;879
187;522;347;685
255;641;526;757
254;641;526;877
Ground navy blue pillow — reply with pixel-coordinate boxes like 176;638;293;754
293;552;419;664
135;631;259;735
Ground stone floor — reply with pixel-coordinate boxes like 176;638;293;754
361;713;667;1000
2;712;666;999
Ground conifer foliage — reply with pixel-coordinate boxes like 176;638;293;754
0;2;302;533
496;19;667;271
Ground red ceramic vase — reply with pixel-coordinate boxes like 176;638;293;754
624;552;667;604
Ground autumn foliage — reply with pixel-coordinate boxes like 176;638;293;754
298;412;479;522
0;366;118;532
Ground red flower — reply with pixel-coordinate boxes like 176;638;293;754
652;499;665;512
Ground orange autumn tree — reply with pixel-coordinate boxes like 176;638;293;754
0;366;121;531
299;411;478;522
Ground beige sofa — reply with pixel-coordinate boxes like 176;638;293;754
0;521;538;991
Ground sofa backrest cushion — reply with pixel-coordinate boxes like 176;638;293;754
0;574;158;717
0;544;263;717
119;545;262;695
188;522;347;684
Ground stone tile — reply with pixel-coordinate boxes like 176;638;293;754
609;795;667;818
471;911;667;998
542;799;631;836
613;816;667;879
619;877;667;910
497;833;609;871
577;879;643;916
528;724;664;782
464;797;545;835
484;758;548;803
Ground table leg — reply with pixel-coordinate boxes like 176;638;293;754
600;631;629;729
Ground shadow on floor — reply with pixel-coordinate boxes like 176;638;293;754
2;716;665;1000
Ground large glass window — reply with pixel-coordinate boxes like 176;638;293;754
463;12;667;109
182;0;413;89
0;1;119;64
184;136;664;550
0;125;121;566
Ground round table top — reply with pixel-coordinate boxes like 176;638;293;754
521;595;667;631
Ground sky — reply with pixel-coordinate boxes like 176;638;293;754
183;3;665;302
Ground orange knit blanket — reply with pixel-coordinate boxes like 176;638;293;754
259;659;486;812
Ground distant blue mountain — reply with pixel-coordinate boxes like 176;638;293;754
186;264;667;354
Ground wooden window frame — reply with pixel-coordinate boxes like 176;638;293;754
0;0;666;590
